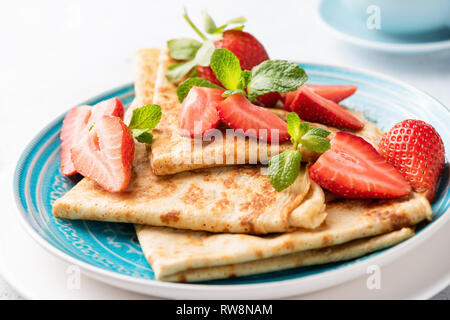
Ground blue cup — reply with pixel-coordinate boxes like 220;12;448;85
341;0;450;34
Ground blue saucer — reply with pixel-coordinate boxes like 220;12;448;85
319;0;450;53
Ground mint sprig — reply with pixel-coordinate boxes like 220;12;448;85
128;104;162;144
268;113;331;191
185;48;307;101
246;60;308;101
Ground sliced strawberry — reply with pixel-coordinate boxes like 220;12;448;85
282;90;297;111
290;86;364;130
310;132;411;199
179;87;224;138
255;92;282;108
71;115;134;192
217;94;289;143
283;85;358;111
60;105;91;176
305;85;357;103
89;97;124;125
60;98;125;176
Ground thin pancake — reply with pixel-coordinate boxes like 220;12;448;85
140;48;384;175
147;228;415;282
136;193;431;281
52;142;326;233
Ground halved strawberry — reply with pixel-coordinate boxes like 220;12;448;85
60;98;125;176
179;87;224;138
310;132;411;199
71;115;134;192
89;97;124;125
217;94;289;143
379;119;445;202
60;105;91;176
290;86;364;130
305;85;357;103
283;85;358;111
255;92;282;108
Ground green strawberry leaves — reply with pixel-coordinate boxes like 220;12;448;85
268;112;331;191
128;104;162;144
246;60;308;101
167;38;202;60
202;10;247;36
268;149;302;192
166;41;215;82
176;77;222;103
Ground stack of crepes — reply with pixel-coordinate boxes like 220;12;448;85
53;48;432;282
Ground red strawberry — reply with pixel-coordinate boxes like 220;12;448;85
310;132;411;199
217;94;289;143
60;105;91;176
305;85;357;103
379;119;445;202
71;115;134;192
254;91;281;108
89;97;124;124
179;87;224;138
60;98;125;176
290;86;364;130
283;85;357;110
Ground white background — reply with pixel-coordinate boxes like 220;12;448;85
0;0;449;299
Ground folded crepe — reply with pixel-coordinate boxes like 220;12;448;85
53;141;327;233
139;228;415;282
139;48;384;176
136;192;431;282
53;48;330;233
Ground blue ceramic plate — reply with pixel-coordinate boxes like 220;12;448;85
318;0;450;54
13;63;450;299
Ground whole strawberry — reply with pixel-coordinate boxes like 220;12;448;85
167;11;280;107
379;119;445;202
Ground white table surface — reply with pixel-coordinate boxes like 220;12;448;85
0;0;449;300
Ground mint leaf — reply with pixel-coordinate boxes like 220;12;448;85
167;38;202;60
247;60;308;101
222;89;246;98
268;150;302;191
166;60;197;82
286;112;302;143
210;48;242;90
195;41;215;67
202;10;217;34
238;70;252;90
300;133;330;153
176;77;222;103
308;127;331;138
135;132;153;144
128;104;162;143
